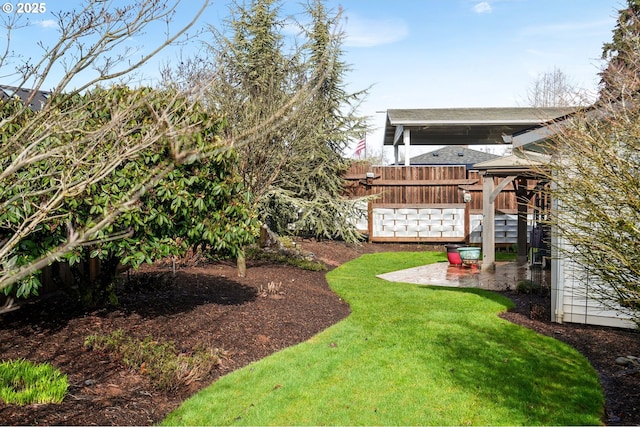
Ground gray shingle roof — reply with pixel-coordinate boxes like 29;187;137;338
409;146;499;167
0;85;50;111
387;107;574;125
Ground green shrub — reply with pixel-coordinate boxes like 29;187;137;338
246;246;326;271
516;279;543;294
277;236;296;249
0;359;68;405
84;330;225;390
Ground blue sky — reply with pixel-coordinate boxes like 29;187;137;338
328;0;617;158
6;0;619;158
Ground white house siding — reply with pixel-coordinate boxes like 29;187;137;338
553;236;636;329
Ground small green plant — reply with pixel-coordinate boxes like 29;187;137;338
0;359;68;405
516;279;543;294
246;246;326;271
277;236;296;249
258;281;283;297
84;330;225;390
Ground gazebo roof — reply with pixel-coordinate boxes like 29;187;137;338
472;151;550;176
383;107;574;147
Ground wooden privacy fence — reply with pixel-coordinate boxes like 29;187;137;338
344;162;530;244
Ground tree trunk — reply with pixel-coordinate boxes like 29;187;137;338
237;249;246;278
69;254;120;309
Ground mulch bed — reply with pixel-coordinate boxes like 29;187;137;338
0;240;638;425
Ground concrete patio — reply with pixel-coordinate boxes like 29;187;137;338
377;260;549;291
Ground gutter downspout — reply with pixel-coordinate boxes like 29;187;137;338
551;185;564;323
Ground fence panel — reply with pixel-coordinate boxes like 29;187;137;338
345;163;529;244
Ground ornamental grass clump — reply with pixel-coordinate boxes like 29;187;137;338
0;359;68;405
84;330;225;390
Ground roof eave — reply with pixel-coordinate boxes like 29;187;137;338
389;119;547;126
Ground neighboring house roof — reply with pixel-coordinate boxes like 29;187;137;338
409;146;499;168
383;107;575;147
0;85;51;111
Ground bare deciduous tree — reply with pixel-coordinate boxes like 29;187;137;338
541;97;640;324
537;3;640;325
525;67;587;107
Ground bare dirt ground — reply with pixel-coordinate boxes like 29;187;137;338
0;240;638;425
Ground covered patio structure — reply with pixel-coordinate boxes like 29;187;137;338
383;107;572;165
381;107;571;269
472;152;549;271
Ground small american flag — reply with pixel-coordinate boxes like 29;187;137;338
353;138;366;159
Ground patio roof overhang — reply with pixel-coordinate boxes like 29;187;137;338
511;104;602;152
383;107;574;147
383;107;575;166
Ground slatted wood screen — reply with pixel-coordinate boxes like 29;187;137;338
345;162;519;211
345;162;526;243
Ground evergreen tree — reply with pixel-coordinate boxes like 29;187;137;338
600;0;640;99
173;0;369;242
271;0;368;242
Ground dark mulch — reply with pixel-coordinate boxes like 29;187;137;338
0;240;638;425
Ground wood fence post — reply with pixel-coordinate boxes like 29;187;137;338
367;201;373;243
482;173;495;271
464;200;470;245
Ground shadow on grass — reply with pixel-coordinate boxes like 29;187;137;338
419;285;515;310
419;285;603;425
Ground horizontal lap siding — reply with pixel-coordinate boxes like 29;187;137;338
559;258;635;328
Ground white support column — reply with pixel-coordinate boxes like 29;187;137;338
403;128;411;166
482;172;495;271
393;125;403;166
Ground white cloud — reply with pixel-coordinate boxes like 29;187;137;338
344;16;408;48
473;2;492;14
35;19;57;29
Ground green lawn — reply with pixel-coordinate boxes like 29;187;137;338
162;252;603;426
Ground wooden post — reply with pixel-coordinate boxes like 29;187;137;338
482;173;495;271
403;128;411;166
464;198;470;245
516;178;529;266
367;200;373;243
